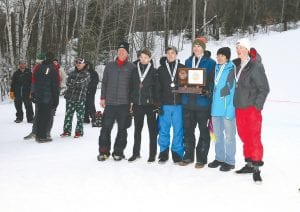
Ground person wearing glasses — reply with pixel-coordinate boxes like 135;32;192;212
60;58;91;138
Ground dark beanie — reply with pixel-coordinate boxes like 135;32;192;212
45;51;55;61
117;41;129;53
217;47;231;60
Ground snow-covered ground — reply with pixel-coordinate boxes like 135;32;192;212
1;28;300;212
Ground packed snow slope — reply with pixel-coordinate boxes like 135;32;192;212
1;28;300;212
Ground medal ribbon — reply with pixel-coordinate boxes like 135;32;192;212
166;60;178;83
137;62;151;83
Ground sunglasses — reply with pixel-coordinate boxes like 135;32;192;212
75;58;85;64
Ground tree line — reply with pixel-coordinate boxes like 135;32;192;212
0;0;299;69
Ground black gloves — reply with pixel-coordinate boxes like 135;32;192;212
31;93;37;103
153;105;163;115
220;86;230;97
52;96;59;109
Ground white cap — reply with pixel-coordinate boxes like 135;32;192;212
236;38;251;52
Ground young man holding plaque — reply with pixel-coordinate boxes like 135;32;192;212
156;46;185;164
128;49;158;163
179;37;216;169
233;38;269;184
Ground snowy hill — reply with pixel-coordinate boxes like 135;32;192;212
1;28;300;212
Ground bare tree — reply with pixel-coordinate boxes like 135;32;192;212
4;0;15;66
19;0;43;62
36;0;45;54
203;0;208;35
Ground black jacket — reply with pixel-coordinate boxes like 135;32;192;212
33;60;60;107
64;67;91;102
10;68;32;99
233;57;269;110
156;57;185;105
87;68;99;95
131;62;157;105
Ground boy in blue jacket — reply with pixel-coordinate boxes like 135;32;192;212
208;47;236;172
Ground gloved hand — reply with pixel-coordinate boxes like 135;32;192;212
220;86;230;97
202;88;211;98
153;105;163;115
31;93;37;103
9;92;15;100
52;97;59;109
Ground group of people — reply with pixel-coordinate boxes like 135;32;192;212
98;37;269;184
9;52;99;142
9;36;269;184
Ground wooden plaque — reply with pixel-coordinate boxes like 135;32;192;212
173;68;206;94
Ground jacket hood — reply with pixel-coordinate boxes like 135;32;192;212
250;47;262;63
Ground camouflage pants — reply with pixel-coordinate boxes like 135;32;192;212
63;100;85;135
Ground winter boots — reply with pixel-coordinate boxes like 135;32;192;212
60;132;71;137
236;161;263;184
128;155;141;162
74;132;83;138
158;149;169;164
253;169;262;184
147;157;155;163
208;160;223;168
24;132;36;140
14;119;22;123
112;152;125;161
219;163;235;172
97;153;110;161
194;162;205;169
179;158;194;166
172;151;182;164
235;163;255;174
36;137;53;143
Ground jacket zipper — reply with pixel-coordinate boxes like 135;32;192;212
138;85;142;105
71;72;79;100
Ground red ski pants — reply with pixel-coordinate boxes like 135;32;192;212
236;106;263;162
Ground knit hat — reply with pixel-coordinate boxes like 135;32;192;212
37;52;45;60
140;48;152;58
117;41;129;53
165;46;178;54
45;52;55;61
53;58;59;63
217;47;231;60
236;38;251;52
192;37;207;50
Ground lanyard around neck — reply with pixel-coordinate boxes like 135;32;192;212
137;62;151;83
214;63;226;86
235;57;250;82
192;55;202;68
166;60;178;82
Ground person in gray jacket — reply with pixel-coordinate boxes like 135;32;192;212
233;38;270;184
97;41;135;161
